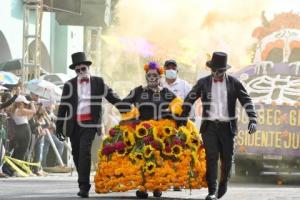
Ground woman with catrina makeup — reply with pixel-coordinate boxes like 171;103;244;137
119;61;177;198
121;61;177;122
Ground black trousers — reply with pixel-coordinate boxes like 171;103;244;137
70;121;96;192
201;121;235;195
12;124;31;161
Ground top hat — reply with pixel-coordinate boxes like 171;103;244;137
69;52;92;69
206;52;231;70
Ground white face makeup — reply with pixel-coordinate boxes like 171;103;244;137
75;64;90;78
211;68;227;79
146;69;161;88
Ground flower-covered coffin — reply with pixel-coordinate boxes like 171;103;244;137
94;119;207;193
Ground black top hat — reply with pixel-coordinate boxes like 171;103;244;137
69;52;92;69
164;59;177;67
206;52;231;70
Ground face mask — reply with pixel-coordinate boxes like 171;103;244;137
165;69;177;79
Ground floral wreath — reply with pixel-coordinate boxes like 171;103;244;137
144;61;164;75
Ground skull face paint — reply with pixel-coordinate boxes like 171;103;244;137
211;68;227;79
146;69;161;88
75;64;90;79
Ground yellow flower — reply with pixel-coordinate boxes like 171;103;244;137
116;148;126;157
123;128;130;138
163;126;174;137
135;124;148;138
129;152;144;162
143;145;154;158
171;145;183;158
124;131;135;147
121;107;140;121
169;97;183;115
178;126;191;143
135;152;144;160
144;161;156;174
188;136;200;150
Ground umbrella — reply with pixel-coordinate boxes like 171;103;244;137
25;79;62;101
0;85;8;91
0;71;19;85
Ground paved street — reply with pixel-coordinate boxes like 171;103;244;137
0;173;300;200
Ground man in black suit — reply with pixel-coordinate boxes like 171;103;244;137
178;52;257;200
56;52;122;198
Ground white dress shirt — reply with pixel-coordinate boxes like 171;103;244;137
208;77;229;121
77;76;91;115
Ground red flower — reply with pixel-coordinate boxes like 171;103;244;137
130;122;139;129
142;123;152;129
114;141;126;151
109;129;116;137
150;140;159;149
143;136;154;143
165;145;171;153
102;144;115;155
173;138;182;145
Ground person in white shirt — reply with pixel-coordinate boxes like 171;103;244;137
162;59;193;192
162;60;191;99
179;52;257;200
162;60;195;122
56;52;122;198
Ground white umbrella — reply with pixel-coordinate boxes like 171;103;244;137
0;85;8;91
0;71;19;85
25;79;62;101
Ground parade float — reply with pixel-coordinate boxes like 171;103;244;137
94;99;207;198
234;12;300;177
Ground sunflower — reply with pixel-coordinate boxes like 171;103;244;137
136;124;148;138
171;144;183;158
153;127;164;141
188;136;200;149
123;128;130;138
129;152;137;162
143;145;154;158
124;131;135;147
116;148;127;157
135;152;144;161
129;152;144;163
144;161;156;174
162;126;174;137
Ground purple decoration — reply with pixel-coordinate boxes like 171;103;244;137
148;61;158;69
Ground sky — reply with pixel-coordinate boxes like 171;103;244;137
268;0;300;17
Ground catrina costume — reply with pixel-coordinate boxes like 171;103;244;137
94;62;207;198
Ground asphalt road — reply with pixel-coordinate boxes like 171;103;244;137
0;173;300;200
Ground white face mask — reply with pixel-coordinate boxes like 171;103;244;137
165;69;177;80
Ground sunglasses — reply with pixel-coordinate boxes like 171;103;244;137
212;68;226;73
75;67;87;74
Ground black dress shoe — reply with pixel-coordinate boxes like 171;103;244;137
77;190;89;198
205;194;217;200
217;182;228;199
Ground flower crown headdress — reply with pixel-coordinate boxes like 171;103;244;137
144;61;164;75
